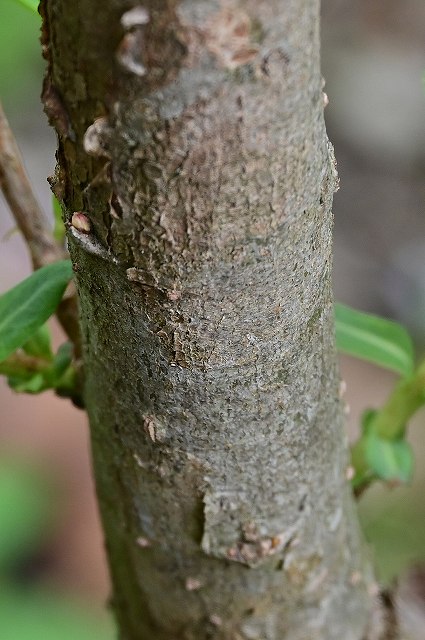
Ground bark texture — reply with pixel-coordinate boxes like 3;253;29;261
42;1;378;638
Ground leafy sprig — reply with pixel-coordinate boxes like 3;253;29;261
0;260;78;400
336;303;425;495
0;260;73;361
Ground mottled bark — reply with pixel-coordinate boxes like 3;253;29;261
42;1;379;638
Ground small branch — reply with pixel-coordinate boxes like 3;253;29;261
0;100;82;359
0;100;63;268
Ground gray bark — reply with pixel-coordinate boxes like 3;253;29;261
42;0;379;638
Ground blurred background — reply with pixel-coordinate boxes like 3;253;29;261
0;0;424;637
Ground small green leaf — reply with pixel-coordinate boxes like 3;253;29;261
0;341;76;397
8;373;47;394
51;342;72;374
22;324;53;360
43;342;74;388
335;303;414;377
12;0;40;14
0;260;73;362
365;432;413;484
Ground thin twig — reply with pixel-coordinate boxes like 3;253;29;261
0;100;82;359
0;100;63;268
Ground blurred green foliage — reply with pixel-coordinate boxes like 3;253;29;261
0;458;53;571
1;588;114;640
1;1;42;100
0;457;116;639
359;476;425;584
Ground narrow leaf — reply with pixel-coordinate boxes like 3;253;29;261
335;303;414;377
13;0;40;14
22;324;53;360
50;342;73;378
0;260;73;362
42;342;74;390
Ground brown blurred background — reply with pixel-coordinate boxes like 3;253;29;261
0;0;424;633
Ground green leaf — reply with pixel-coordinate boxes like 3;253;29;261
0;260;73;362
8;372;47;394
365;432;413;484
0;341;76;397
12;0;40;14
42;342;75;390
335;303;415;377
50;342;73;377
21;324;53;360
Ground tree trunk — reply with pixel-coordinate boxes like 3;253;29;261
41;1;379;638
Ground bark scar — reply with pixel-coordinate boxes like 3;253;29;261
201;489;296;567
205;8;260;70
